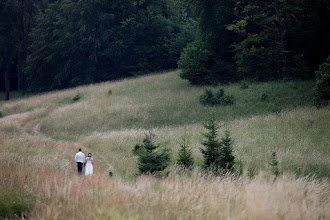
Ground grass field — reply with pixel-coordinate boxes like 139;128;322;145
0;70;329;219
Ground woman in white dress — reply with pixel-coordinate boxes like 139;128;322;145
85;153;93;175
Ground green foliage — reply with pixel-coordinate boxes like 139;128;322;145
0;190;34;219
269;152;280;177
0;111;3;118
247;164;258;179
178;39;212;85
200;117;236;174
200;116;222;172
219;130;235;173
199;89;234;106
72;93;82;102
240;82;249;90
260;93;268;102
314;56;330;107
92;206;139;220
177;132;194;169
108;89;113;96
133;133;171;174
25;0;195;92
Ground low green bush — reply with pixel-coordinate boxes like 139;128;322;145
199;89;234;106
72;93;82;102
0;111;3;118
314;56;330;107
0;190;34;218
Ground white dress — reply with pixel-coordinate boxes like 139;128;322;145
85;157;93;175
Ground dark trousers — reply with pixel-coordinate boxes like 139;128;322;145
77;162;83;174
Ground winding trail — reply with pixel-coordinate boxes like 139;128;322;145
21;119;112;175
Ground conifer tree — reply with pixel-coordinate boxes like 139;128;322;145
200;116;222;172
219;130;235;173
133;133;171;174
177;131;194;168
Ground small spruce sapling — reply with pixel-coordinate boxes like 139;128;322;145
200;115;222;173
219;130;235;173
269;151;280;177
133;133;171;174
177;131;194;169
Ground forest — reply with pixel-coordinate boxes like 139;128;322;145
1;0;329;99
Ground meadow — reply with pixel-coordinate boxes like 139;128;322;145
0;70;329;219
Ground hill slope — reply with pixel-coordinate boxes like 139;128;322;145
0;70;329;219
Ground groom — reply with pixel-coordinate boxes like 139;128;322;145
75;148;85;174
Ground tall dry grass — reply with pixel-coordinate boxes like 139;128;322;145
1;70;329;219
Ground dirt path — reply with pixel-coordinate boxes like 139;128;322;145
21;120;111;175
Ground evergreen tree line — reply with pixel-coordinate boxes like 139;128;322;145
1;0;329;100
179;0;330;85
0;0;197;97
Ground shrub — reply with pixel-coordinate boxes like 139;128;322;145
0;111;3;118
0;190;34;218
177;132;194;169
178;39;212;85
314;56;330;107
260;93;268;102
178;38;236;85
108;89;113;96
240;82;249;90
72;93;82;102
199;89;234;106
133;133;171;174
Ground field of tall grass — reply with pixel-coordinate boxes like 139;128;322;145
0;70;329;219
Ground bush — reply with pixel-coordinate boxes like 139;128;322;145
199;89;234;106
314;56;330;107
108;89;113;96
72;93;82;102
133;133;171;174
240;82;249;90
0;190;34;218
178;39;212;85
260;93;268;102
0;111;3;118
178;38;236;85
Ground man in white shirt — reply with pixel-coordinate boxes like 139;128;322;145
75;148;85;174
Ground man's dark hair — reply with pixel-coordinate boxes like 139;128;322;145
79;148;82;151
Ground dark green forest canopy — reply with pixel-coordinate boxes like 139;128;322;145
0;0;196;93
0;0;329;96
179;0;330;84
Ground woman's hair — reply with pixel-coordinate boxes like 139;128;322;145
88;153;92;157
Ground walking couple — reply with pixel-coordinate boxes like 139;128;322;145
75;148;93;175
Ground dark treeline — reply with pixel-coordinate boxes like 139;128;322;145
0;0;196;97
179;0;330;85
0;0;329;100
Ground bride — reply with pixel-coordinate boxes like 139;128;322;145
85;153;93;175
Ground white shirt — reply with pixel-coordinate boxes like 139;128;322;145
75;152;85;163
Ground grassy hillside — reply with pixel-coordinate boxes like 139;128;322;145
0;70;329;219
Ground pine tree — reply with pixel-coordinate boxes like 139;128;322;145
177;131;194;168
269;151;280;177
219;130;235;173
200;116;222;172
133;133;171;174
